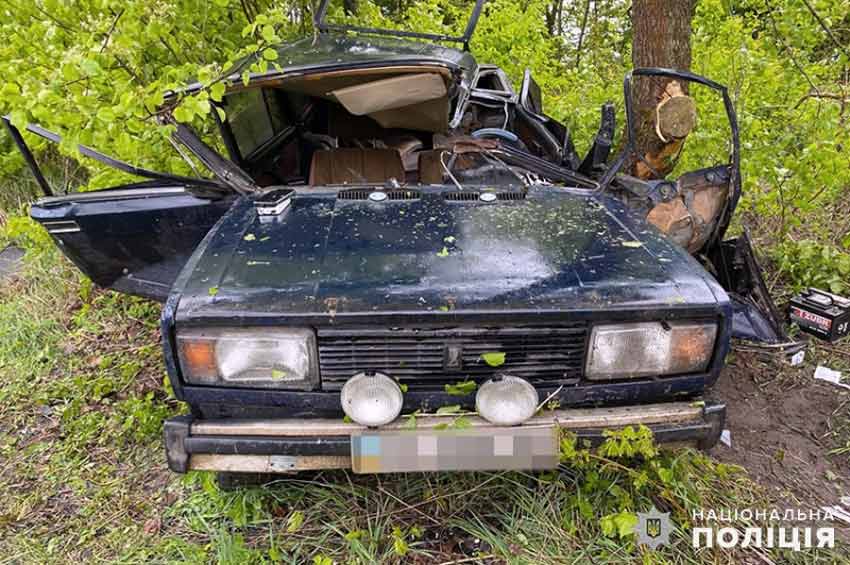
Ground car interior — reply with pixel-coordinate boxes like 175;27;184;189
218;66;575;189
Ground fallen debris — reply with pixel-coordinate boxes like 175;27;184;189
814;365;849;390
0;245;23;281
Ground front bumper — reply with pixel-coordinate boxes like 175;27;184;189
164;400;725;474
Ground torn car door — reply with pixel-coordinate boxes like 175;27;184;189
4;118;236;301
613;69;800;352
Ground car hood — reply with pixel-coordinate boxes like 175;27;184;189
174;187;727;324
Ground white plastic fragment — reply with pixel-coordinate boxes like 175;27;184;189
719;429;732;447
814;366;850;390
790;350;805;366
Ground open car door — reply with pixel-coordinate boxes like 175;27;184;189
3;117;240;301
611;69;804;357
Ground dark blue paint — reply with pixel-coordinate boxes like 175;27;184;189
30;188;234;301
175;187;730;322
161;184;732;413
179;34;478;98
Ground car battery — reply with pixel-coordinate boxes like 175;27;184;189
789;288;850;342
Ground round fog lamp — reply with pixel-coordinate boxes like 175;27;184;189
475;375;539;426
341;372;403;427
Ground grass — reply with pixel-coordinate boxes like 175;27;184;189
0;230;848;563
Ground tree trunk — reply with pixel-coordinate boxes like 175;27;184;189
629;0;697;179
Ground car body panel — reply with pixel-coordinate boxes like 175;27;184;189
174;187;729;324
30;187;233;301
178;34;478;100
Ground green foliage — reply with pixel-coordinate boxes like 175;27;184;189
444;379;477;395
599;510;638;539
687;0;850;233
1;213;53;252
0;1;305;188
772;238;850;294
480;351;505;367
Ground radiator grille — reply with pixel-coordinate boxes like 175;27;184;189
318;325;586;390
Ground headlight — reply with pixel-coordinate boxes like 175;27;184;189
585;321;717;380
176;327;318;389
341;372;404;426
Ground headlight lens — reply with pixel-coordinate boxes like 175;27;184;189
176;327;318;389
585;321;717;380
341;372;404;427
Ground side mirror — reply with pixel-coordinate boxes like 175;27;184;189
519;69;545;121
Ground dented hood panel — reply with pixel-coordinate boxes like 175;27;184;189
175;187;728;324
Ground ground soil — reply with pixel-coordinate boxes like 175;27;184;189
710;349;850;510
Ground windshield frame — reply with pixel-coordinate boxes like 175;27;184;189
313;0;486;48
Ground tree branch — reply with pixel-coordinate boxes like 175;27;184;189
799;0;849;58
99;9;125;54
575;0;591;68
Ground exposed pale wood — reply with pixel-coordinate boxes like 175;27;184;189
629;0;697;178
656;94;697;141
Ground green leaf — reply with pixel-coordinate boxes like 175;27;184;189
435;404;461;415
392;535;409;556
243;233;256;241
600;511;638;539
271;369;286;380
207;286;219;297
261;25;276;42
172;105;191;123
96;107;116;122
402;413;417;429
209;82;226;102
241;70;251;86
436;246;449;258
481;352;505;367
444;380;477;396
9;109;27;129
262;48;278;61
1;83;21;97
613;512;638;538
286;510;304;532
79;58;101;76
449;416;471;429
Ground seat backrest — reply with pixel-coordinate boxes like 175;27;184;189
308;148;405;186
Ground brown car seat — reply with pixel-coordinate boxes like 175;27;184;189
308;148;405;186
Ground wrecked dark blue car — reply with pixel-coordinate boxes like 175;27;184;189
5;0;800;478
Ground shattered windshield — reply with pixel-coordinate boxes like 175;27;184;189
315;0;484;45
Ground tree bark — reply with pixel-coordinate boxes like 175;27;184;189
629;0;697;179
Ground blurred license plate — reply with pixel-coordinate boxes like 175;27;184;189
351;426;558;474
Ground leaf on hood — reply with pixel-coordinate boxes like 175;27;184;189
481;352;505;367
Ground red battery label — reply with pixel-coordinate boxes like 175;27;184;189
790;306;832;331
